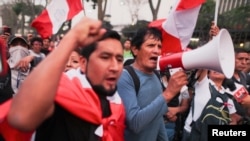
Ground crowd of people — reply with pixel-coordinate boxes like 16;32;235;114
0;16;250;141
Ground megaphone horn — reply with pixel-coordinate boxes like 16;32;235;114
159;28;235;79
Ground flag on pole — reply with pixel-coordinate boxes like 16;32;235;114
149;0;205;55
31;0;84;38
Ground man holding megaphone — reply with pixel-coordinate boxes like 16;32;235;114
117;27;188;141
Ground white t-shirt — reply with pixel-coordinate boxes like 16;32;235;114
29;50;46;59
8;46;30;94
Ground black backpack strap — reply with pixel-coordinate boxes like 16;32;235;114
124;65;140;95
153;70;166;91
153;70;161;80
124;65;164;95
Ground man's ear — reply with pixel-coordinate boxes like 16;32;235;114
79;57;86;74
130;46;138;57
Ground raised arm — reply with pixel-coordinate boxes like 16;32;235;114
7;17;106;131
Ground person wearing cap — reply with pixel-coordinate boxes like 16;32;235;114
7;36;30;93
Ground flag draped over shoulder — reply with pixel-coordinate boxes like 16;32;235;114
55;72;125;141
149;0;205;55
31;0;83;38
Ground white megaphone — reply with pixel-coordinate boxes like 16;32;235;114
157;28;235;79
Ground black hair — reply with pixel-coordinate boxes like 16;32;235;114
131;27;162;50
74;47;82;55
43;37;51;42
81;29;121;60
30;37;43;46
234;47;249;54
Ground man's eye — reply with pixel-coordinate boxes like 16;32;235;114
117;57;123;63
73;60;79;63
101;56;109;59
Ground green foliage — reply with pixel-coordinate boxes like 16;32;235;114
12;2;26;15
12;2;43;16
194;0;250;47
34;5;44;15
219;5;250;30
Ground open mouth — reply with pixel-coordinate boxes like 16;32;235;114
106;77;117;84
150;56;158;63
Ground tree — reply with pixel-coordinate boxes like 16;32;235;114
123;0;147;25
0;0;44;36
85;0;108;21
219;5;250;47
193;0;250;48
148;0;161;20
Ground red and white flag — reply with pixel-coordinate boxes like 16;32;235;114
31;0;83;38
149;0;205;55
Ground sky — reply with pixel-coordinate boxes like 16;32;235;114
0;0;176;25
0;0;175;30
81;0;175;25
33;0;175;26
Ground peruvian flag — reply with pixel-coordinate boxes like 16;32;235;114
31;0;84;38
0;100;34;141
149;0;205;55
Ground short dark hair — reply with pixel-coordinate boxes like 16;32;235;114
30;37;43;46
234;48;249;54
130;27;162;58
81;29;121;60
131;27;162;50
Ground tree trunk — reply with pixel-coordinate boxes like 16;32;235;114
97;0;108;21
148;0;161;21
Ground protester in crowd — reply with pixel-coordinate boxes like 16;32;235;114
181;22;239;141
7;36;30;94
161;72;191;141
0;37;33;141
28;37;46;68
8;17;126;141
48;40;56;52
117;27;188;141
183;69;238;141
243;52;250;74
123;38;133;64
65;47;85;72
232;47;250;92
41;37;51;56
29;37;45;58
229;47;250;122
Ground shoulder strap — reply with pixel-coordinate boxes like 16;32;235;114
124;65;164;95
153;70;161;80
209;83;228;103
124;65;140;95
191;83;229;122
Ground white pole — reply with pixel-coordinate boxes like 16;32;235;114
214;0;219;25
